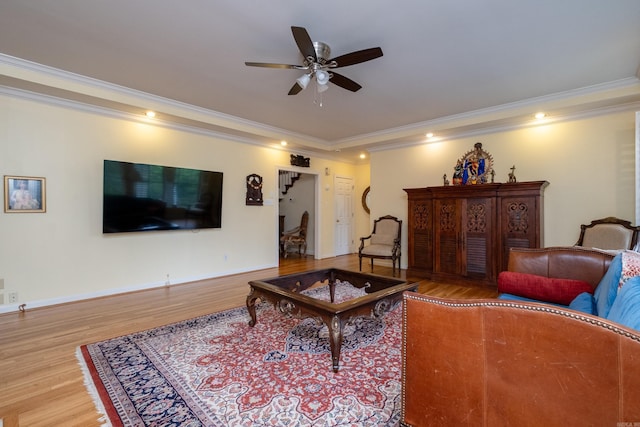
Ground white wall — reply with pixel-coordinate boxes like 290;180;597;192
2;90;636;309
0;94;359;310
354;163;372;244
370;111;637;266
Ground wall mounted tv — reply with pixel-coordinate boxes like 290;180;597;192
103;160;223;233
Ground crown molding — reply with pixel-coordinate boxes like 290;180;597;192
335;77;640;151
0;53;331;148
2;53;639;162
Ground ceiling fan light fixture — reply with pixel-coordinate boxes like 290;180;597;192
317;82;329;93
296;73;311;89
316;70;330;85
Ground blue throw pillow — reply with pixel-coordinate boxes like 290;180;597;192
594;254;622;317
568;292;597;315
606;276;640;331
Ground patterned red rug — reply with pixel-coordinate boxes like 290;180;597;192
77;283;402;426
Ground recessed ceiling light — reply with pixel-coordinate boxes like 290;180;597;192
280;140;287;146
426;132;434;138
359;153;366;159
145;111;156;118
534;112;546;120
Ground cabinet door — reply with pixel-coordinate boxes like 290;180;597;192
434;198;462;275
434;197;494;281
499;195;541;271
408;198;433;275
463;197;494;280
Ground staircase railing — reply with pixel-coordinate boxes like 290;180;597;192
279;171;301;195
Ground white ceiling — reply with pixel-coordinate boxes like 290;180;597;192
1;1;640;162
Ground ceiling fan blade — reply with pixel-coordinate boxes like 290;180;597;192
288;82;303;95
291;26;317;62
329;47;383;68
245;62;299;69
329;72;362;92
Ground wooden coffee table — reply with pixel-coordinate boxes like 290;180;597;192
246;268;416;372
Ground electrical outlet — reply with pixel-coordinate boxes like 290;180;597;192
8;292;18;304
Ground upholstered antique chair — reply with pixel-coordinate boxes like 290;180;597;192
575;216;640;251
359;215;402;276
280;211;309;258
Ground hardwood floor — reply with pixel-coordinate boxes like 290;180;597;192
0;254;497;426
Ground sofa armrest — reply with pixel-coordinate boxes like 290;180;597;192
401;292;640;426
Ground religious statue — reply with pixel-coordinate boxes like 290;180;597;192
453;142;494;185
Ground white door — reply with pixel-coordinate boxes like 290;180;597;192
335;176;354;255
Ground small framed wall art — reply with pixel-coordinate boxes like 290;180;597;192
4;175;46;213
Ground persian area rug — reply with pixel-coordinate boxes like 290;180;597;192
77;282;402;426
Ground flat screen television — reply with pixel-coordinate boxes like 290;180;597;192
103;160;223;233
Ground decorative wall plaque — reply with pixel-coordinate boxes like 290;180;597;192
246;173;263;206
290;154;310;167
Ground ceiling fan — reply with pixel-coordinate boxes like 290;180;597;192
245;26;383;96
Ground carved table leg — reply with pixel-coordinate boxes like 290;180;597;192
326;314;344;373
246;287;258;327
329;279;336;303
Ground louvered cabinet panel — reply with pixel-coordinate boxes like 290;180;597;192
463;197;494;279
434;197;494;281
405;190;433;277
433;198;461;275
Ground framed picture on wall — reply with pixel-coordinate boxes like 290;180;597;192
4;175;46;213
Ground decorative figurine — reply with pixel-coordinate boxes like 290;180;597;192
452;159;464;185
490;169;495;183
443;174;449;186
246;173;263;206
453;142;493;185
508;165;517;183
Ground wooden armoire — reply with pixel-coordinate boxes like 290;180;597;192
404;181;548;287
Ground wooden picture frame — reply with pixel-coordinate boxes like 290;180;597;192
361;186;371;214
4;176;46;213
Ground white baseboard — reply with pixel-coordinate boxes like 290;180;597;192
0;263;274;315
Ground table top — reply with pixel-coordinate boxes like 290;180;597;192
248;268;416;314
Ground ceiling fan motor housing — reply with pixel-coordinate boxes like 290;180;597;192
312;42;331;64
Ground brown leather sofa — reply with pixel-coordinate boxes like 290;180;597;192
506;246;614;289
401;247;640;426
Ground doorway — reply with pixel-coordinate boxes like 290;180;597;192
278;169;318;258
